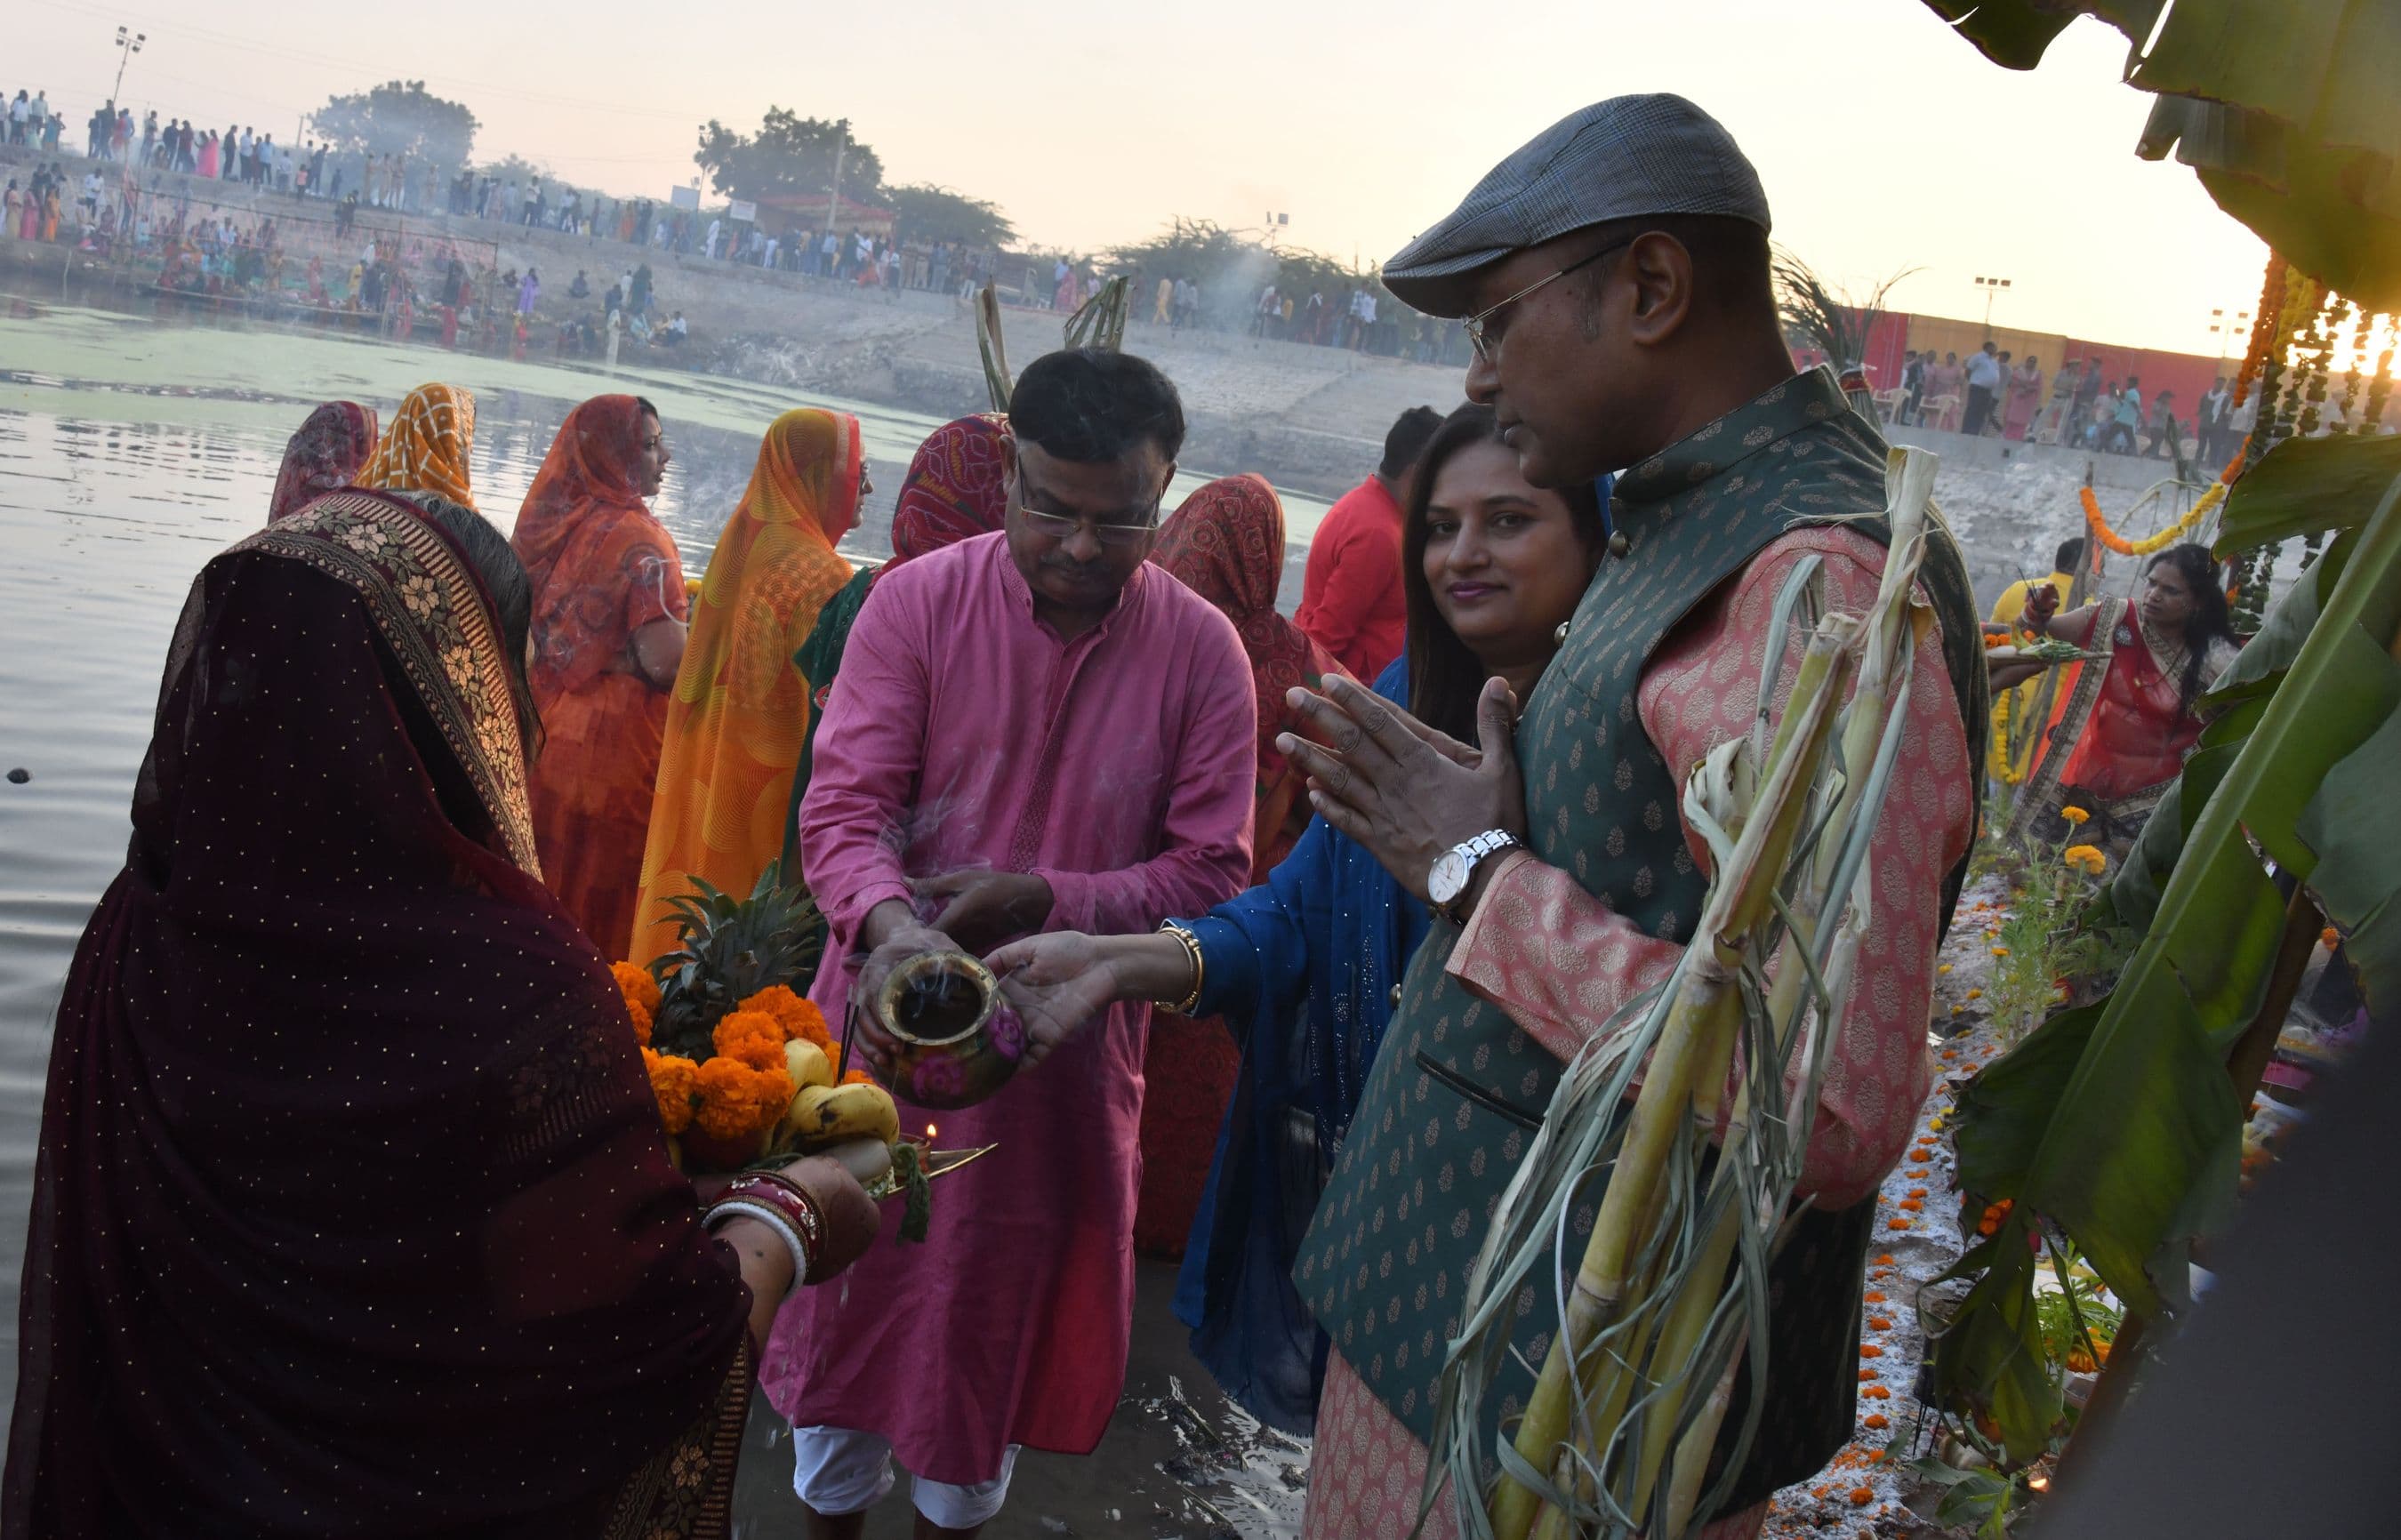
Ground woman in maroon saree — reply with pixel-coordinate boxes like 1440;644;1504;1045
266;399;379;523
4;488;873;1538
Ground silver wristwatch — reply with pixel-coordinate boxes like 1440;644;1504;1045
1427;830;1519;924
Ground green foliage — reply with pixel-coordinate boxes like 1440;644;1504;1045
1987;848;2131;1042
695;109;884;206
889;1141;932;1244
646;860;824;1059
1772;248;1919;367
886;183;1015;247
1103;217;1390;332
1934;461;2401;1463
1905;1456;2028;1539
2034;1246;2124;1370
312;80;478;167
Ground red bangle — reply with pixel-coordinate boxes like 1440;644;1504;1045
710;1175;830;1281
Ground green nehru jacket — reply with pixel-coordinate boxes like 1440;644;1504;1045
1294;365;1985;1508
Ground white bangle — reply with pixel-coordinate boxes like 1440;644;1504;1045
705;1199;811;1287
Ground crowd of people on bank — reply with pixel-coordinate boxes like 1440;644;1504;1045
1888;340;2265;464
5;95;2256;1540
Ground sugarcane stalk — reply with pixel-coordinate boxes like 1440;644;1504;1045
1626;1193;1747;1521
975;283;1012;412
1492;624;1856;1540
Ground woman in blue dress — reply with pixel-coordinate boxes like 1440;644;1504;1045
992;405;1610;1431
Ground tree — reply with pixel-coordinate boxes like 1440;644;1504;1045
312;80;478;168
694;110;883;205
887;183;1014;247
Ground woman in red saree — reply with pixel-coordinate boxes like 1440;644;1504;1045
2;487;873;1538
266;399;378;523
1136;473;1345;1256
631;409;864;963
2005;542;2241;853
513;395;682;958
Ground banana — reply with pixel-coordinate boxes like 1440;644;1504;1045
783;1039;835;1091
785;1081;898;1149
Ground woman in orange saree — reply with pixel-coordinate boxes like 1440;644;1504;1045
630;408;864;964
358;381;478;509
512;394;684;956
1136;473;1345;1257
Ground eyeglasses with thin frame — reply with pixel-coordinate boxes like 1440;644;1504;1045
1464;240;1632;364
1011;471;1162;549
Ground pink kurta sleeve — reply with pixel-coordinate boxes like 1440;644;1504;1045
1446;527;1972;1207
795;577;924;947
1035;614;1257;934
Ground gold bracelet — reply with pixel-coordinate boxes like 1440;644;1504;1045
1152;921;1205;1015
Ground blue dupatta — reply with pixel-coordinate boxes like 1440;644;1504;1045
1170;658;1428;1434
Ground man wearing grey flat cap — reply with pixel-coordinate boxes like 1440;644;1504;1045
1274;95;1987;1537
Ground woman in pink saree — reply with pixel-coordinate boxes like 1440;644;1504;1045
2004;355;2045;441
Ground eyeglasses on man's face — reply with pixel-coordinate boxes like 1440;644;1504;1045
1463;240;1633;364
1011;471;1162;549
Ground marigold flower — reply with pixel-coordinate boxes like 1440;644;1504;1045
1858;1368;1878;1381
1991;946;2011;958
738;984;832;1047
1938;963;1953;974
1860;1343;1884;1359
1868;1316;1894;1331
1887;1216;1912;1231
1907;1188;1928;1199
713;1010;788;1072
1897;1199;1923;1212
2060;806;2092;826
1848;1487;1875;1506
1909;1148;1933;1160
623;995;653;1046
612;960;662;1015
2061;844;2108;876
2321;926;2341;950
1863;1290;1888;1303
694;1055;795;1140
841;1067;877;1086
646;1048;700;1136
1861;1384;1891;1400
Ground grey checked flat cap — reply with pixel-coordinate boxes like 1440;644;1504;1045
1384;94;1769;317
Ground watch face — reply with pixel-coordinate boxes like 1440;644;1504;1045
1428;850;1467;907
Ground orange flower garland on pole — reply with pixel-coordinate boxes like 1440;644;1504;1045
2083;444;2244;560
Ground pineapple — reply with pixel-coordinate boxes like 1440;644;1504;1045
646;860;825;1062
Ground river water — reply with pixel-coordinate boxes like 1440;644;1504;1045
0;290;1315;1536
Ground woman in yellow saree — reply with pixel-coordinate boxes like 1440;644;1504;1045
630;408;866;962
358;381;478;509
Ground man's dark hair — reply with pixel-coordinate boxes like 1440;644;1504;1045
2053;536;2086;573
1008;349;1185;462
1378;405;1445;481
1566;213;1774;326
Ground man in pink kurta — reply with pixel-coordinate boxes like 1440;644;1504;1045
764;349;1257;1536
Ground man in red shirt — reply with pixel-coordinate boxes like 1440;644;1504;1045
1295;405;1443;679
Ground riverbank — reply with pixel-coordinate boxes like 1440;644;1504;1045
2;151;2213;598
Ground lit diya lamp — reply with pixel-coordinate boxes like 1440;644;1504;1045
867;949;1027;1111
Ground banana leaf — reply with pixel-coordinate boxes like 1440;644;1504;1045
1939;470;2401;1460
1914;0;2401;309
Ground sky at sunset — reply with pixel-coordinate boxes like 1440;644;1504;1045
15;0;2272;357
